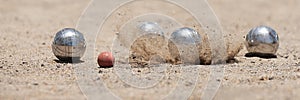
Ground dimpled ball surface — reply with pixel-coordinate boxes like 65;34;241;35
245;26;279;54
52;28;86;61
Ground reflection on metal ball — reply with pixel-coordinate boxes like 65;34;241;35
170;27;201;45
169;27;202;64
245;26;279;54
52;28;86;61
138;21;164;35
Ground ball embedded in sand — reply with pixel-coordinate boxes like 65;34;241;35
168;27;202;64
98;52;114;67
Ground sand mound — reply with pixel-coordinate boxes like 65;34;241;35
128;31;243;66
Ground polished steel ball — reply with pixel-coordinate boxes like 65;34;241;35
169;27;202;64
138;21;164;35
170;27;201;45
52;28;86;61
245;26;279;54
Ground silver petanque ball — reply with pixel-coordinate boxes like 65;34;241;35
138;21;164;35
245;26;279;54
52;28;86;61
170;27;201;44
169;27;201;64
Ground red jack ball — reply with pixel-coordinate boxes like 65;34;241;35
97;52;114;67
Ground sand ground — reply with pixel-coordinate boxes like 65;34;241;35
1;0;300;99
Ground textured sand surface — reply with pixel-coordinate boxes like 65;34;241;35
1;0;300;99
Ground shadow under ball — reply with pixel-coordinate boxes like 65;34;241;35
52;28;86;61
245;26;279;55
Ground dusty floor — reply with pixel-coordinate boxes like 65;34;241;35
1;0;300;99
